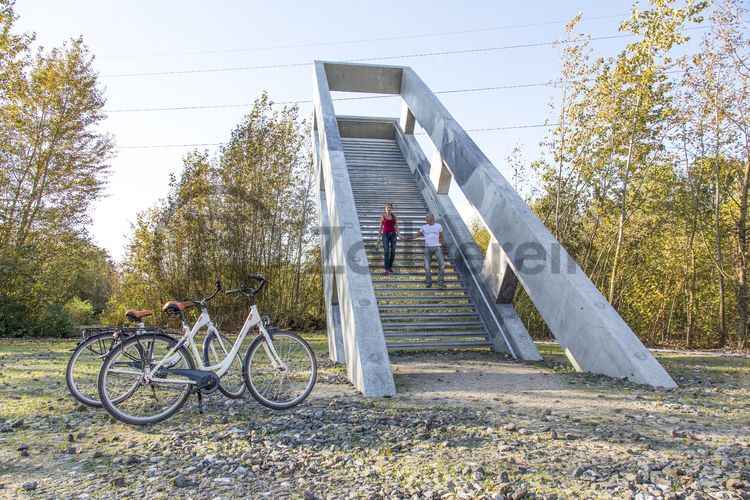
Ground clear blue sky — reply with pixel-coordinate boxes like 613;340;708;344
13;1;706;260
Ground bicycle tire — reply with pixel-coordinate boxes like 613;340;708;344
66;332;119;407
98;333;195;426
242;331;317;410
203;330;246;399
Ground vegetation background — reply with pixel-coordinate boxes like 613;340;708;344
1;0;749;351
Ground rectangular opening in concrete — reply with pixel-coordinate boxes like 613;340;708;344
330;91;401;121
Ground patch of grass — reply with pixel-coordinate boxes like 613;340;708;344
1;338;749;498
654;352;750;386
0;340;76;421
534;341;750;390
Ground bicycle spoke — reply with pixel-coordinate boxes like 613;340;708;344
67;334;118;407
244;332;316;409
204;332;246;399
99;334;194;425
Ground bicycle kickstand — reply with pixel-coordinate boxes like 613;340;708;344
196;391;205;414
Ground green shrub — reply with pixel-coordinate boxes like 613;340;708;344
64;297;95;327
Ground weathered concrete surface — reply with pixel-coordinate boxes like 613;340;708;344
313;62;396;396
395;127;542;362
324;62;402;95
397;66;676;388
430;150;452;194
483;235;520;304
315;185;346;364
399;102;416;134
477;235;541;360
337;115;396;140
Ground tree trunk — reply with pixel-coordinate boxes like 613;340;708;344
608;164;630;304
665;281;682;342
608;95;641;305
736;157;750;348
686;248;696;349
555;84;567;236
714;104;727;347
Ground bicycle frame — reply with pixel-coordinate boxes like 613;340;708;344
142;303;285;386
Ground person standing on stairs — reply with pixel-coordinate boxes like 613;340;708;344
403;212;446;288
377;203;401;275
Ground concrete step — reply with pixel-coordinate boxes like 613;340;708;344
352;193;421;196
347;162;408;167
382;320;484;328
378;303;475;310
367;257;454;264
365;247;439;252
384;332;487;339
358;218;430;222
367;262;452;267
380;312;480;319
366;247;444;252
386;340;493;350
373;287;468;294
375;264;456;269
347;160;406;164
354;200;425;205
375;295;471;301
353;197;422;201
372;281;462;287
370;272;460;278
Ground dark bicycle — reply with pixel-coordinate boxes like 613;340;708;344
65;310;173;407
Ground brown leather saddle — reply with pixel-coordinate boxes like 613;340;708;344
161;301;196;315
125;310;153;322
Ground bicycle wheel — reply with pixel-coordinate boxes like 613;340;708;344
242;331;317;410
98;333;194;425
203;330;246;399
66;332;119;407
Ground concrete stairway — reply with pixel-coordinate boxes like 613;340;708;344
342;137;492;350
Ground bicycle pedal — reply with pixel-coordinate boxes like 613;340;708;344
197;392;204;414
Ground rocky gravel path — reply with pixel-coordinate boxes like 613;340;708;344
0;340;748;499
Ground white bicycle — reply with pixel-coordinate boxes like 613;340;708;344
97;276;317;425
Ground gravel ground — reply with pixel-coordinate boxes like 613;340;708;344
0;338;748;499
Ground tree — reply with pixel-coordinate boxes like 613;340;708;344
0;1;114;336
679;0;750;348
107;93;323;331
601;0;708;305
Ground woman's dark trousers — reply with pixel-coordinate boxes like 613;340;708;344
382;233;397;271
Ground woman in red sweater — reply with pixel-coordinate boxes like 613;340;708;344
377;203;401;275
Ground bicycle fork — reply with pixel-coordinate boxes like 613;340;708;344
259;328;287;371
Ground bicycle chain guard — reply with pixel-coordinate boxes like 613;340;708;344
159;369;221;395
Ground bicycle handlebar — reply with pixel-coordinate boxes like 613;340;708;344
225;275;268;297
205;279;222;301
189;279;222;306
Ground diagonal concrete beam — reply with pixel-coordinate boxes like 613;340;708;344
395;127;542;362
313;129;346;364
399;67;676;388
312;62;396;397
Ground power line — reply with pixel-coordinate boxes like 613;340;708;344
105;81;554;113
103;67;695;114
102;14;628;60
99;21;727;79
117;143;223;150
114;122;557;150
465;123;558;132
100;33;635;78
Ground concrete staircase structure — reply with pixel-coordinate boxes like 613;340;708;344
345;137;492;350
313;61;677;397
